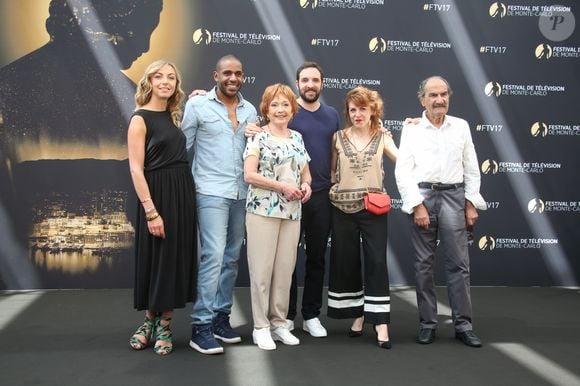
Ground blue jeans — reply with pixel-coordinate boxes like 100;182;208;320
191;193;246;325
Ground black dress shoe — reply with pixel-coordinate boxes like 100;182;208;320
455;330;482;348
348;328;363;338
416;328;436;344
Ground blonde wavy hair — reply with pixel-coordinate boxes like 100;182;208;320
344;86;384;134
135;60;185;126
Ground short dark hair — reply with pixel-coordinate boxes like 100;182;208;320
295;62;324;81
216;54;242;72
417;76;453;99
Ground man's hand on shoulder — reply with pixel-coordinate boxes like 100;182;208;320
378;120;393;138
403;117;421;125
244;122;264;138
188;89;207;99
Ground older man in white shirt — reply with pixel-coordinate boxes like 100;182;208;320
395;76;486;348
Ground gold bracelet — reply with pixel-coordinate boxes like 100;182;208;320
146;212;160;222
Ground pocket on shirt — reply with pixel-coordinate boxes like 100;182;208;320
199;114;225;135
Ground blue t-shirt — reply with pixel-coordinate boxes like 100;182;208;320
289;103;340;192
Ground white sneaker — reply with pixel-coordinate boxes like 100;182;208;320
271;326;300;345
252;328;276;350
285;319;295;331
303;317;328;338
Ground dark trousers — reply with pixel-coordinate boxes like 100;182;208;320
327;207;390;325
288;189;331;321
410;187;473;332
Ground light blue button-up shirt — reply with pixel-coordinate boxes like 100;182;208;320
181;87;257;199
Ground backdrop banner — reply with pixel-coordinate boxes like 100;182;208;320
0;0;578;289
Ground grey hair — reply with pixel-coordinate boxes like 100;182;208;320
417;76;453;99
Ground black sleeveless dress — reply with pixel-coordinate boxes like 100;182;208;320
132;109;197;311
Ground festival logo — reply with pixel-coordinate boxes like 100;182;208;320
489;3;571;19
192;27;281;46
482;160;561;175
536;43;580;59
485;81;502;97
528;198;580;213
480;235;559;249
299;0;318;8
528;198;545;213
485;81;564;96
367;37;452;55
298;0;384;10
535;43;552;59
369;37;387;53
479;235;496;250
530;122;548;137
193;28;212;45
530;121;580;137
489;2;507;18
481;159;499;175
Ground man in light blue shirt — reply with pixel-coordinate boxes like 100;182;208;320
182;55;257;355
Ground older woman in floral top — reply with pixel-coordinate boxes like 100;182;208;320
243;83;312;351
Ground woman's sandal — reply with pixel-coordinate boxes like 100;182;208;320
154;316;173;356
129;316;154;350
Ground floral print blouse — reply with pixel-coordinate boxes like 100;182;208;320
243;130;310;220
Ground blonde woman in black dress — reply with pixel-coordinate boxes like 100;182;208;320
127;60;197;355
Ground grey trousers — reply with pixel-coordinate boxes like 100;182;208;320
409;187;473;332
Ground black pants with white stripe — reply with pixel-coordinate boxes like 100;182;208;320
327;206;390;324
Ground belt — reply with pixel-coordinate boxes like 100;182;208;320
418;182;464;191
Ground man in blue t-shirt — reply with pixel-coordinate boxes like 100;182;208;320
286;62;340;337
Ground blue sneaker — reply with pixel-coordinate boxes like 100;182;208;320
189;324;224;354
213;312;242;343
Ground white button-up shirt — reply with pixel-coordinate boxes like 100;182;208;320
395;111;486;214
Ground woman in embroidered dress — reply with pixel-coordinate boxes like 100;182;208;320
243;84;312;350
327;86;398;349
